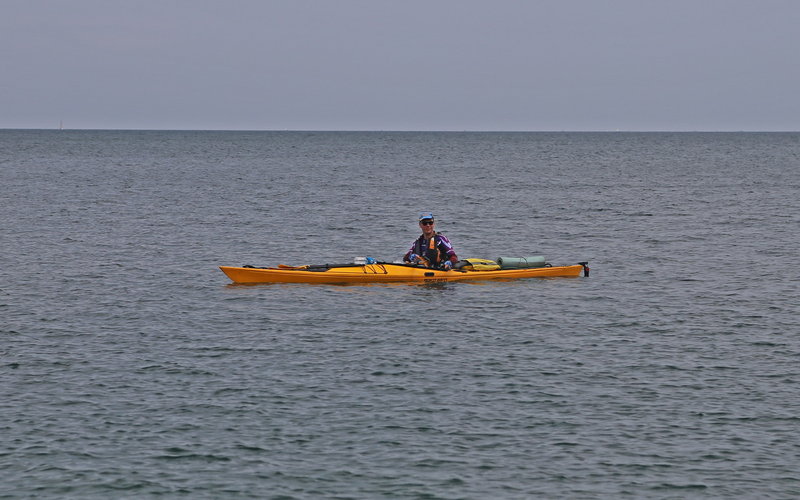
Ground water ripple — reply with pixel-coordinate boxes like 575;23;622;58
2;131;799;498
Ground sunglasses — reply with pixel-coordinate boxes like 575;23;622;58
419;220;434;226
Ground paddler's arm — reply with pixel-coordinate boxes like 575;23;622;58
403;238;421;263
436;234;458;265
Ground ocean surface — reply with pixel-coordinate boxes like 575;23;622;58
1;130;799;499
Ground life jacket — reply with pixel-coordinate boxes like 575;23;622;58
413;234;441;267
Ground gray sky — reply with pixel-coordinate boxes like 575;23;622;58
2;0;799;131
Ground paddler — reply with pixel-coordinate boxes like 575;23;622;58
403;212;459;270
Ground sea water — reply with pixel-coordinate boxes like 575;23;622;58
1;130;799;498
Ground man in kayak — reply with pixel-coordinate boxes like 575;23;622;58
403;212;459;270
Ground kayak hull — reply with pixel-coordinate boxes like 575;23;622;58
219;263;586;284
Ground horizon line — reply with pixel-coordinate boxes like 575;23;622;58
2;127;799;133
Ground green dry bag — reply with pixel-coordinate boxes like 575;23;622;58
496;256;546;269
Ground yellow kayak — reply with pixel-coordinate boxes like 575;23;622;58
219;262;588;284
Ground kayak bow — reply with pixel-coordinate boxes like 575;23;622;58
219;262;588;284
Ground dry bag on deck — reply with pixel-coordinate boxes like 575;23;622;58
496;256;547;269
455;258;501;271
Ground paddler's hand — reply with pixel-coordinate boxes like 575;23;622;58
442;260;453;270
408;253;420;264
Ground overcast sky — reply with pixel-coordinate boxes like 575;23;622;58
2;0;799;131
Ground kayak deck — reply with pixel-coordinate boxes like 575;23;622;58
219;262;587;284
